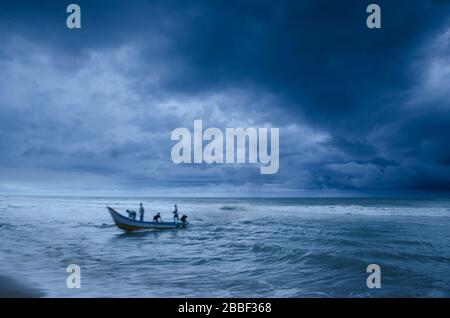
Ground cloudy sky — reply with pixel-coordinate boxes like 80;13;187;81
0;0;450;196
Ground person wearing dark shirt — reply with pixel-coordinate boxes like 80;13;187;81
139;203;145;221
153;212;162;223
172;204;179;222
126;209;136;220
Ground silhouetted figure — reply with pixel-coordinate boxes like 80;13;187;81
180;215;188;224
172;204;179;222
153;212;162;223
139;203;145;221
126;210;136;220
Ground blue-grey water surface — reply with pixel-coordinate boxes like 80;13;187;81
0;196;449;297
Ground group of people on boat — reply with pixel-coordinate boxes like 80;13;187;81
126;204;188;224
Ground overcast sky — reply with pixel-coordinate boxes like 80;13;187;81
0;0;450;196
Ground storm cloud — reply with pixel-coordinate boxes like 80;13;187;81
0;0;449;195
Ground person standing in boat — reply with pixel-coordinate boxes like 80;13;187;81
139;203;145;221
172;204;179;222
153;212;162;223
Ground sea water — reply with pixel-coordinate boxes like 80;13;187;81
0;195;449;297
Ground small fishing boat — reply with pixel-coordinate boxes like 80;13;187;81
107;207;189;231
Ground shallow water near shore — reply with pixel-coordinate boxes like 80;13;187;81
1;195;449;297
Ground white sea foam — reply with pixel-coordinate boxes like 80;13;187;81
0;195;449;297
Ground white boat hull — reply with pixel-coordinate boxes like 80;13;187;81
107;207;189;231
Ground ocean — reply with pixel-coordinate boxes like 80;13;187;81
0;195;449;297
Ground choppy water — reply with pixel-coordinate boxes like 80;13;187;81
0;195;449;297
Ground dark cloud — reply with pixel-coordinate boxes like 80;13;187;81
0;0;449;194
